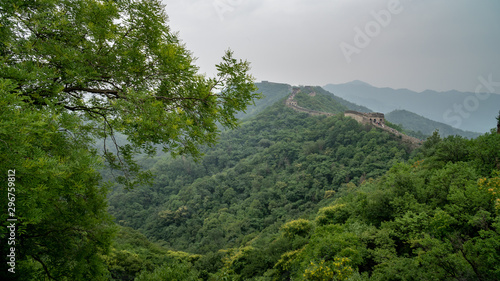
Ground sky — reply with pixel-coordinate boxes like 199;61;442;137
163;0;500;94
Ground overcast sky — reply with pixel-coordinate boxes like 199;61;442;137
163;0;500;94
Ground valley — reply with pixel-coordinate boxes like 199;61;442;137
103;82;500;280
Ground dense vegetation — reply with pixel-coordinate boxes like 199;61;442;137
0;0;256;280
108;98;412;249
264;131;500;280
293;86;371;114
105;90;419;278
106;109;500;280
2;0;499;280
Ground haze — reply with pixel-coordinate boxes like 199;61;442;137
165;0;500;94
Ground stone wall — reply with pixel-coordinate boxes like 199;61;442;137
285;87;334;117
344;111;422;147
344;111;385;125
344;111;366;124
285;89;423;147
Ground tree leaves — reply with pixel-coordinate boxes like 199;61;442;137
1;0;258;187
1;0;258;279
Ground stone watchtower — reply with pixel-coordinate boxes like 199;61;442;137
366;112;384;125
286;99;298;107
344;111;385;125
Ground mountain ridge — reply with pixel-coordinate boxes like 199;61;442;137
248;81;480;139
323;81;499;133
386;109;481;139
104;82;500;280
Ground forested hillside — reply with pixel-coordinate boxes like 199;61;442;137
0;0;258;279
105;89;500;280
3;0;499;280
292;86;371;114
106;89;418;279
205;131;500;281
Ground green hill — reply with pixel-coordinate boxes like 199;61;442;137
386;109;481;138
105;90;420;279
103;85;500;280
235;81;291;120
108;99;413;251
236;82;371;121
292;86;371;114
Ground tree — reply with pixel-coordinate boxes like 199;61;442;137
1;0;258;186
0;0;257;279
0;80;114;280
496;110;500;134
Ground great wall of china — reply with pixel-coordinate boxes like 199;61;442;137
285;87;423;147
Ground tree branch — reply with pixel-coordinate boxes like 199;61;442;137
63;87;119;96
32;255;57;280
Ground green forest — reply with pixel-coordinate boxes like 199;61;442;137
1;0;500;280
103;90;500;280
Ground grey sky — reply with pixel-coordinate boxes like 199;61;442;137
164;0;500;93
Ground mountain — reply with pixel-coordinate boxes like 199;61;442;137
236;82;371;120
108;90;414;252
386;109;481;139
323;81;500;133
104;84;500;280
290;85;472;139
106;86;417;278
293;85;372;113
235;81;291;119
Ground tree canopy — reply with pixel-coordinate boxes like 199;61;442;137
1;0;258;184
104;87;500;280
0;0;257;279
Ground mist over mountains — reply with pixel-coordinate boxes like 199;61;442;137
250;81;481;139
385;110;480;139
323;80;500;133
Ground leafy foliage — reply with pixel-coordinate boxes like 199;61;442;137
104;85;424;279
0;0;257;279
108;100;500;280
108;98;412;256
103;226;199;281
265;132;500;280
1;0;258;187
0;80;114;280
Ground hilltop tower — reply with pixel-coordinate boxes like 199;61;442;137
344;111;384;125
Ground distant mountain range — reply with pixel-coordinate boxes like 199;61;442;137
385;110;480;139
247;81;482;139
323;81;500;133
